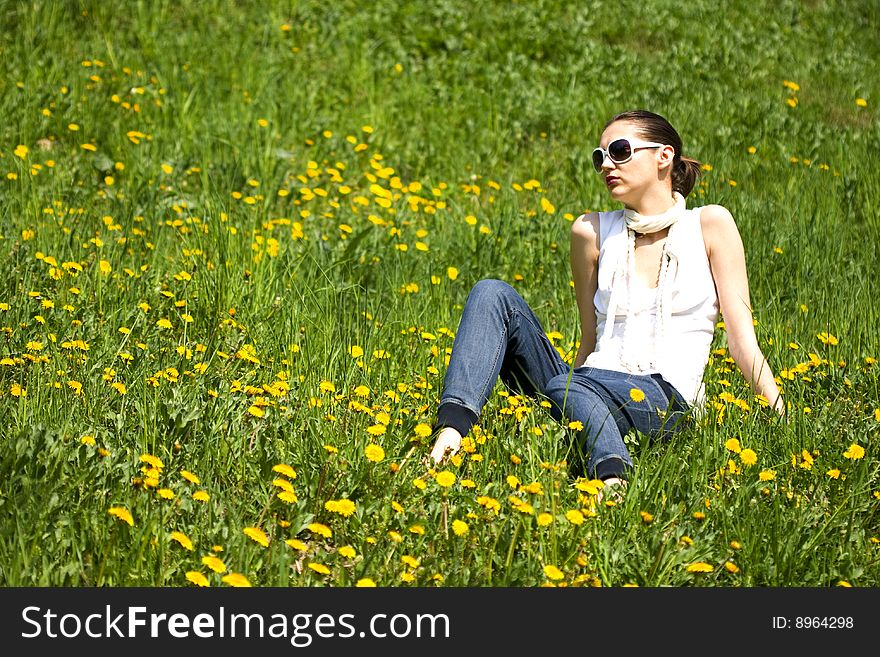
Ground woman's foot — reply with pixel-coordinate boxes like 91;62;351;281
429;427;463;464
596;477;628;505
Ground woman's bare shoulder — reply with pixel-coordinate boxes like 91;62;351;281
571;211;601;242
698;204;740;255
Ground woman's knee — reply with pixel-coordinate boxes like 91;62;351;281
467;278;517;307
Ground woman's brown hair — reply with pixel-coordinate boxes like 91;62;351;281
604;110;702;197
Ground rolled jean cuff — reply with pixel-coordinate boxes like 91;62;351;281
594;457;630;481
434;402;479;438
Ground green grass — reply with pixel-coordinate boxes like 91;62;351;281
0;0;878;587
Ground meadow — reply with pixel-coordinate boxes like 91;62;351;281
0;0;878;587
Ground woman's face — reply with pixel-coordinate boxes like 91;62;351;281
597;120;668;202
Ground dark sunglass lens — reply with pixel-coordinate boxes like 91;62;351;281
591;149;604;171
608;139;632;162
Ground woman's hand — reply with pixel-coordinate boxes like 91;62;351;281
429;427;463;464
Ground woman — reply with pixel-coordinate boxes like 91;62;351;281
428;110;784;495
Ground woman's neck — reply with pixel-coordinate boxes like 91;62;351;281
624;188;677;216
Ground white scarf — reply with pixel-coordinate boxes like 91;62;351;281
623;192;686;234
600;192;686;372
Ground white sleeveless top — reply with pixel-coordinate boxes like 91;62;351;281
583;206;719;408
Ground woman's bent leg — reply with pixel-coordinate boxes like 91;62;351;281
436;279;568;436
544;368;692;480
545;371;633;480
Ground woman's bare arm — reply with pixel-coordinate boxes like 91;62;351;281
701;205;785;415
570;213;601;368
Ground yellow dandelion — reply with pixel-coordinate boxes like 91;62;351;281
285;538;308;551
434;471;456;488
308;523;332;538
452;520;469;536
308;562;331;575
565;509;585;525
243;526;269;547
338;546;357;559
537;513;554;526
181;470;200;485
364;443;385;462
185;572;210;587
759;470;776;481
193;490;210;502
272;463;297;479
247;405;265;418
170;531;194;551
543;565;564;581
157;488;175;500
629;388;645;402
843;444;865;460
724;438;741;454
325;498;356;517
724;561;740;574
108;507;134;526
414;422;433;438
740;448;757;466
686;562;714;573
139;454;164;469
356;578;376;587
640;511;654;524
201;555;226;573
222;573;252;587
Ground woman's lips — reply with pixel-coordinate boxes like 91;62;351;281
605;176;620;187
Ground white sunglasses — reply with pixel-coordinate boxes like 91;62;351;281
592;137;664;172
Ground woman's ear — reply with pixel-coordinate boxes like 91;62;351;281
657;144;676;171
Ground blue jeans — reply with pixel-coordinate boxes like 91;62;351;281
436;279;692;480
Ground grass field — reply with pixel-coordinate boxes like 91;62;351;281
1;0;878;587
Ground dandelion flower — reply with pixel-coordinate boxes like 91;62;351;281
308;523;332;538
364;444;385;462
686;562;714;573
537;513;554;526
243;527;269;547
202;556;226;573
356;578;376;587
193;490;210;502
308;563;331;575
222;573;252;587
435;471;456;488
724;438;741;454
108;507;134;526
186;572;210;587
843;444;865;460
629;388;645;402
452;520;469;536
543;565;564;581
640;511;653;524
272;463;297;479
286;539;308;551
338;546;357;559
325;498;356;516
565;509;585;525
170;531;194;551
724;562;740;574
414;423;432;438
181;470;200;485
740;448;757;466
759;470;776;481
